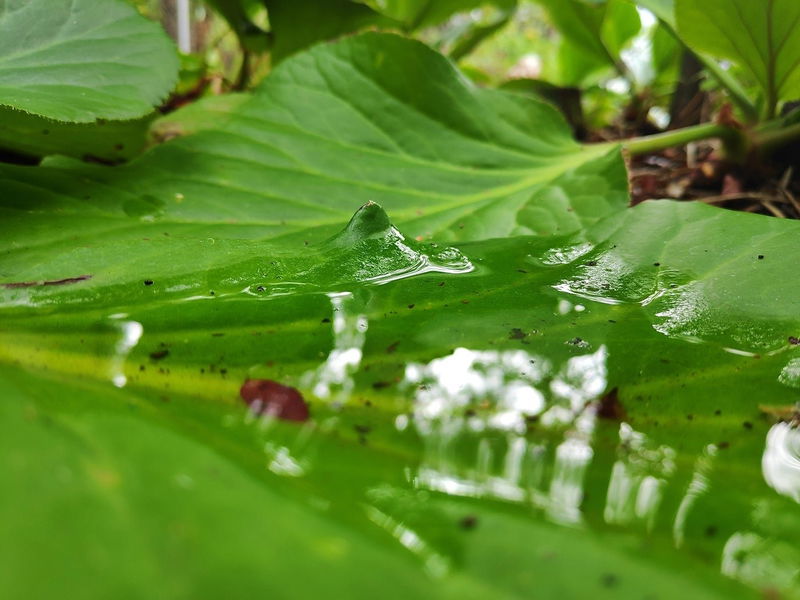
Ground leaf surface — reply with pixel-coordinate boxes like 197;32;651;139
0;0;178;122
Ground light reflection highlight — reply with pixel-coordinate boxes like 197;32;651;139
762;420;800;503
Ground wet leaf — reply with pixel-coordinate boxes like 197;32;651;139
2;31;800;600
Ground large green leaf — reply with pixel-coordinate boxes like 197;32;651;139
0;0;178;123
3;31;800;600
0;33;628;248
675;0;800;115
2;199;800;598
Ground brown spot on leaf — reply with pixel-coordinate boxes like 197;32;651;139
597;387;627;421
149;349;169;360
240;379;309;422
509;328;526;340
2;274;92;289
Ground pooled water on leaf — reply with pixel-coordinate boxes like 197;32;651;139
3;204;800;599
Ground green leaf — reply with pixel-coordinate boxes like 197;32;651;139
3;31;800;600
675;0;800;116
535;0;641;77
0;0;178;123
0;33;628;246
358;0;513;29
266;0;398;63
2;200;800;598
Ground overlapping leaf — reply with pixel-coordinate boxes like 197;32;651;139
0;0;178;122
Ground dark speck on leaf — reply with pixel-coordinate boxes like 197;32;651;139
149;349;169;360
354;424;371;435
517;269;528;274
240;379;309;422
437;282;445;287
789;336;800;345
256;285;265;292
608;319;616;324
743;421;753;430
408;304;415;309
144;280;154;286
386;341;399;354
597;387;626;421
459;515;478;530
653;262;661;267
585;260;597;266
600;574;618;588
209;291;215;296
321;317;331;323
758;255;764;260
509;328;527;340
715;409;722;416
705;525;718;537
211;332;225;337
372;381;391;389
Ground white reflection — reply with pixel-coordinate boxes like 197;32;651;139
762;421;800;503
673;444;717;548
778;358;800;388
547;409;595;526
404;346;609;523
301;292;367;401
604;423;675;531
108;317;143;388
721;531;800;592
365;506;449;578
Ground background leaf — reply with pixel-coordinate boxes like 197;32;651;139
0;0;178;122
675;0;800;115
0;33;628;250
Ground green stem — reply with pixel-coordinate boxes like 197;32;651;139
753;121;800;154
620;122;740;156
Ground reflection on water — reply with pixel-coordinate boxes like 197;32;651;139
721;530;800;594
365;504;450;578
108;314;143;388
673;444;717;548
402;346;608;523
763;421;800;503
604;423;675;531
301;292;368;402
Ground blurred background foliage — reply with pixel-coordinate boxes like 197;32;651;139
123;0;700;140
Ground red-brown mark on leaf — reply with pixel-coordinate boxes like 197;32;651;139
2;274;92;289
240;379;309;422
597;387;627;421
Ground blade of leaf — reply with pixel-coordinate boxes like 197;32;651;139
0;0;179;123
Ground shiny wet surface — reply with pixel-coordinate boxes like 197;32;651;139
1;211;799;598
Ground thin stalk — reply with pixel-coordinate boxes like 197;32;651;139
753;121;800;155
620;122;740;156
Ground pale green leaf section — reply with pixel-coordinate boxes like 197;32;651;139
0;0;179;122
675;0;800;112
0;107;153;161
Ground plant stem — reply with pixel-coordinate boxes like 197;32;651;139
620;122;739;156
753;121;800;154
